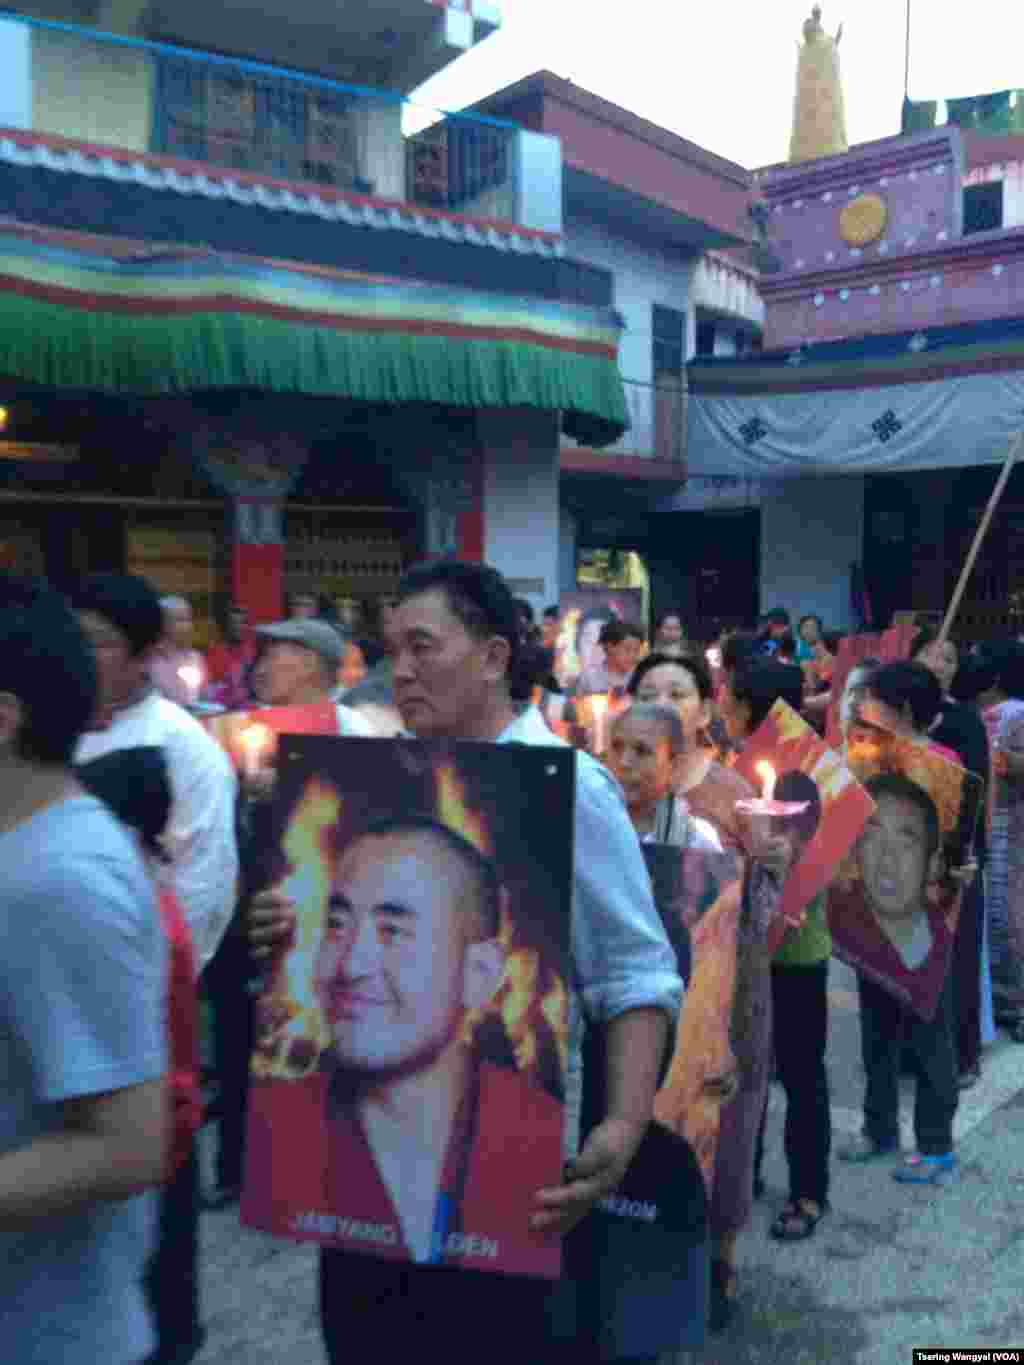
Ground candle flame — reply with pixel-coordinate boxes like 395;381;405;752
240;722;272;758
178;663;202;692
755;761;777;802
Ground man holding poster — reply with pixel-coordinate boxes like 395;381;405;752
250;559;681;1365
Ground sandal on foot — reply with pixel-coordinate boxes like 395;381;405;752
769;1198;828;1241
892;1151;959;1186
709;1259;738;1333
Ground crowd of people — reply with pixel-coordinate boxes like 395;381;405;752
3;568;1023;1365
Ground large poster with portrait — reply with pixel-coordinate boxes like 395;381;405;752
829;724;984;1020
240;736;574;1280
733;701;875;955
646;845;743;1195
555;589;645;692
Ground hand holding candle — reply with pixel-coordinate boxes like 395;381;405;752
239;722;273;780
735;761;810;819
178;662;203;706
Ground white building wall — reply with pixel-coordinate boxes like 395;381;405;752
0;17;31;129
480;408;560;616
564;213;697;456
759;476;865;631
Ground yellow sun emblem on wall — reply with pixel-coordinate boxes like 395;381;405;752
839;193;888;247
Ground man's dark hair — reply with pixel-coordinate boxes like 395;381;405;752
628;650;713;702
773;770;823;843
731;661;805;734
397;559;545;702
0;573;97;764
722;630;760;675
822;630;843;654
77;746;171;862
598;620;645;649
762;607;791;628
71;573;165;656
543;605;559;622
866;661;943;733
342;811;501;940
863;772;941;859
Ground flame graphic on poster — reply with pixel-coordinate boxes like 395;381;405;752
434;762;568;1090
434;763;493;856
253;778;339;1079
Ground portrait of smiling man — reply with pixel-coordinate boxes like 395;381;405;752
316;814;563;1270
246;807;566;1277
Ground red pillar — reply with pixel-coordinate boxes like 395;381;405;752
455;444;486;563
230;496;284;623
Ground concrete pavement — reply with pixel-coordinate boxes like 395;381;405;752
193;958;1024;1364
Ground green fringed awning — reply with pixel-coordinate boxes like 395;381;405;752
0;225;629;447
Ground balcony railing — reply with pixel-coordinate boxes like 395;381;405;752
601;377;687;461
3;12;520;219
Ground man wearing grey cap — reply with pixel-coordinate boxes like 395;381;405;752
251;619;377;737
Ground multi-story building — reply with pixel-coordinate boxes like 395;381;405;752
475;72;763;628
689;122;1024;638
0;3;627;635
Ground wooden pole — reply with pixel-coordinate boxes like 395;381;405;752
938;431;1024;642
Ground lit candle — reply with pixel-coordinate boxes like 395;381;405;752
590;693;609;756
755;761;777;803
178;662;202;706
706;646;723;671
735;760;810;819
239;722;272;779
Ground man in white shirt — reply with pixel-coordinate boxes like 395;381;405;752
72;574;239;972
72;573;238;1361
253;560;682;1365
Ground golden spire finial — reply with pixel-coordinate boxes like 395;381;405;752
789;6;848;163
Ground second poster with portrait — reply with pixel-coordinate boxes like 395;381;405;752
830;725;984;1021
